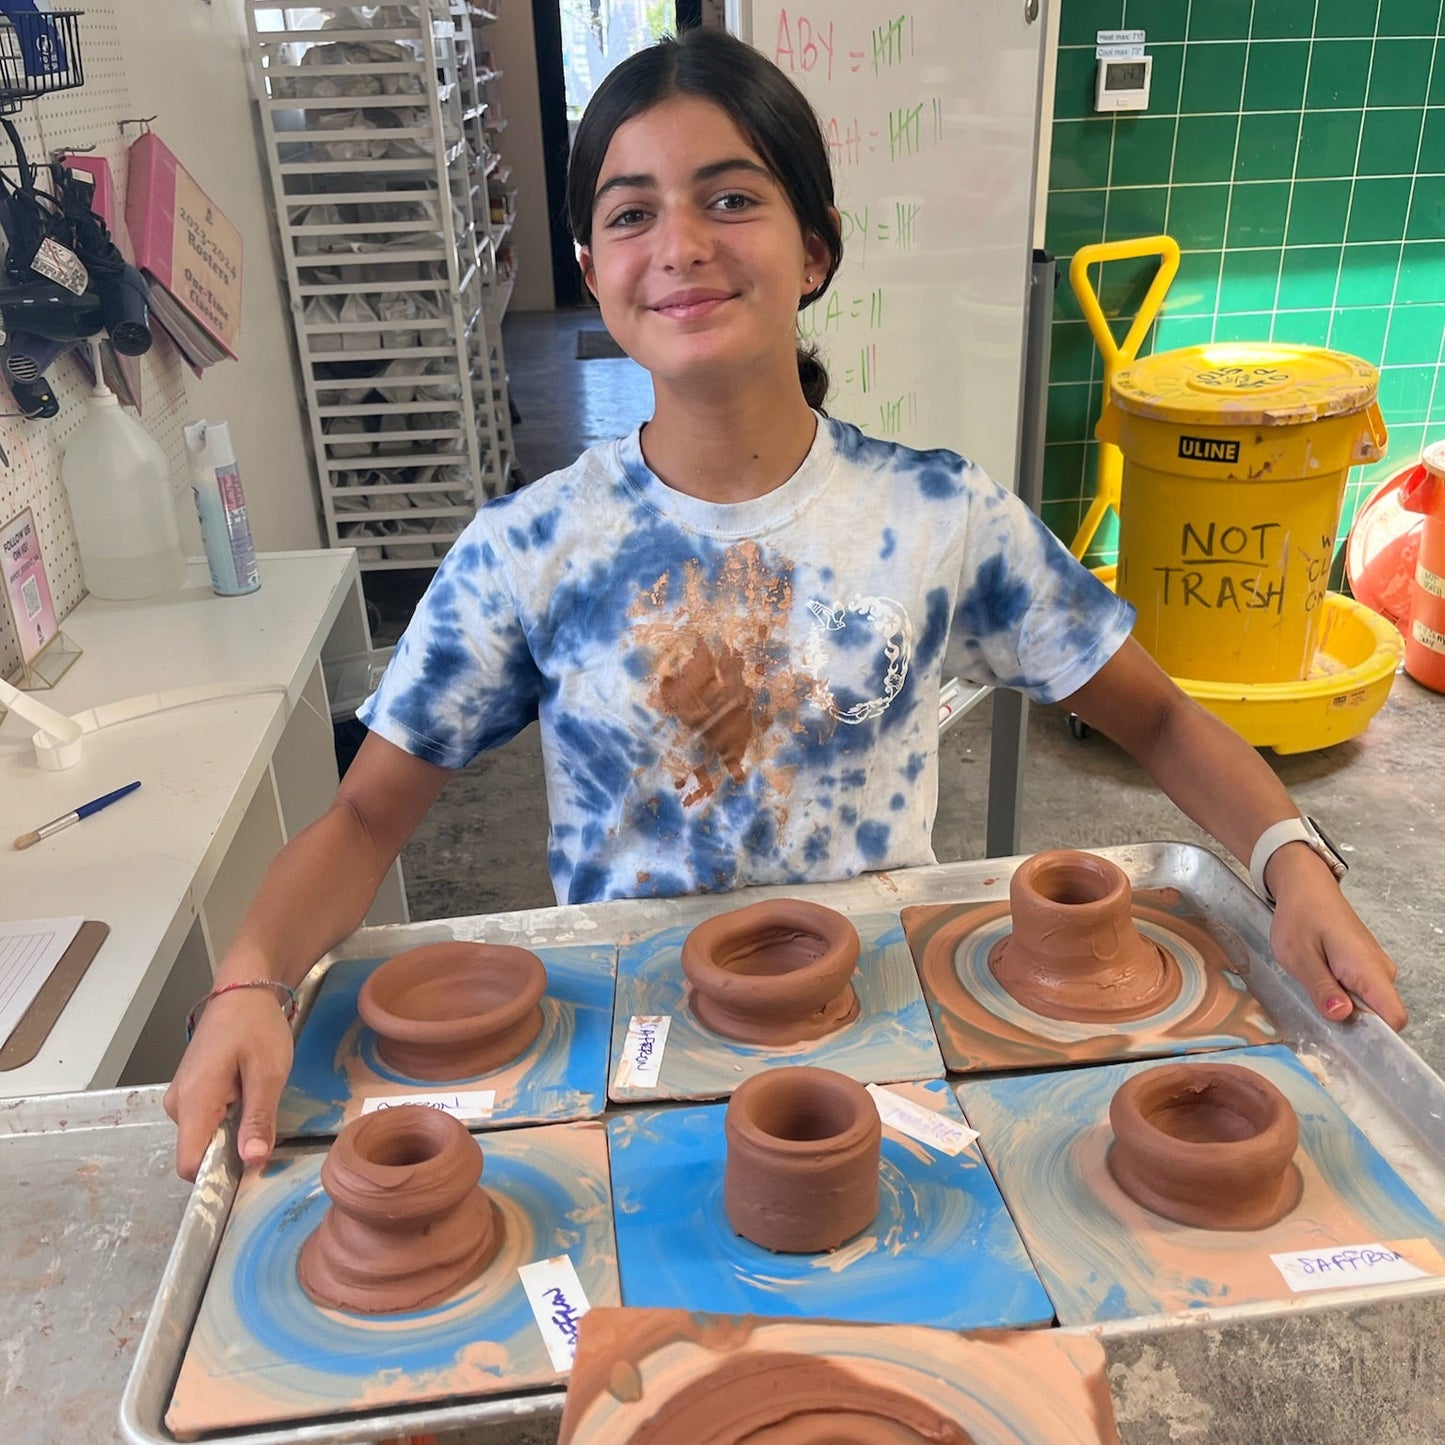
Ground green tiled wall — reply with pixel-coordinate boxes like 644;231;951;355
1044;0;1445;566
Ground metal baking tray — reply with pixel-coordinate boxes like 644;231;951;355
119;843;1445;1443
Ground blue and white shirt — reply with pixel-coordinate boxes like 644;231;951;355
359;416;1135;904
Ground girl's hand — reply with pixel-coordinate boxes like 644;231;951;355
163;989;294;1181
1265;843;1407;1030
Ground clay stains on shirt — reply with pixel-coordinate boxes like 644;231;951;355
632;540;818;806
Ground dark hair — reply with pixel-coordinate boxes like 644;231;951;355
566;27;841;411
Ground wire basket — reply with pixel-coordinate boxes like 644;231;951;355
0;11;85;115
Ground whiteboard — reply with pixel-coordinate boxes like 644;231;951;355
729;2;1048;491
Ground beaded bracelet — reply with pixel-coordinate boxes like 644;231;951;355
185;979;298;1041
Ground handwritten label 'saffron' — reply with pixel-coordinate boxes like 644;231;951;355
1270;1242;1432;1294
614;1014;670;1089
519;1255;591;1371
360;1090;495;1120
866;1084;978;1155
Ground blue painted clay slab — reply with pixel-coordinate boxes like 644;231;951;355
609;910;944;1103
958;1045;1445;1326
277;945;616;1138
166;1120;619;1437
606;1078;1053;1330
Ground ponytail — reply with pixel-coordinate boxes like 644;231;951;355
797;343;830;414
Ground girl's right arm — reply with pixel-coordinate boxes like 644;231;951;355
163;733;451;1179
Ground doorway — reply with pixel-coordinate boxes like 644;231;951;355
533;1;704;307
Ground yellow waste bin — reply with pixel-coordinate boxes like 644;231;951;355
1100;344;1387;685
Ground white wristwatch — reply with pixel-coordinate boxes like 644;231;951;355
1248;816;1349;905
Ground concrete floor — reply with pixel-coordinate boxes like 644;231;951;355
369;310;1444;1445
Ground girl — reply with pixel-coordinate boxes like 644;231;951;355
165;27;1403;1180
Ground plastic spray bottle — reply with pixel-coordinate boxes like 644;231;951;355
183;419;260;596
60;344;187;600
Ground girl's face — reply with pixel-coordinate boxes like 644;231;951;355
580;96;831;393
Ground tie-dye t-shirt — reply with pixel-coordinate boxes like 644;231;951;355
359;415;1135;905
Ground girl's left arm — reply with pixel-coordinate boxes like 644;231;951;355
1060;637;1407;1030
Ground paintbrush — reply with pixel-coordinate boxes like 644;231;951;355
13;780;141;849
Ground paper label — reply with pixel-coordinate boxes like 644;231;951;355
519;1255;590;1371
1097;29;1145;44
1097;42;1146;59
614;1014;670;1089
866;1084;978;1156
1270;1242;1432;1293
1413;618;1445;654
360;1089;495;1120
31;236;89;295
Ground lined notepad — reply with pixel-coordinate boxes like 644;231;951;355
0;918;83;1048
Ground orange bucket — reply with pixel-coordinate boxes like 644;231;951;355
1401;440;1445;693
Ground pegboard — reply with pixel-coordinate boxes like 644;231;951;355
0;3;193;681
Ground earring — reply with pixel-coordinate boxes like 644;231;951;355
805;274;814;285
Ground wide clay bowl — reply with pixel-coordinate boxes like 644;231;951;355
1107;1063;1302;1230
724;1065;881;1254
990;849;1178;1021
357;941;547;1080
298;1103;499;1312
681;899;860;1044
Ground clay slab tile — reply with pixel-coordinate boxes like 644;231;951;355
606;1078;1052;1330
609;909;943;1103
558;1308;1119;1444
277;943;616;1137
957;1045;1445;1325
165;1120;618;1438
903;883;1277;1073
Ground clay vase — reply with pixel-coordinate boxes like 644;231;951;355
724;1066;882;1254
1107;1063;1303;1230
988;850;1178;1021
297;1103;501;1312
357;941;547;1079
681;899;861;1045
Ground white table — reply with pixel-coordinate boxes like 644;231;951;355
0;551;408;1098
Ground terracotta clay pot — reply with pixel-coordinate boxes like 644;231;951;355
357;941;547;1079
988;850;1178;1021
1107;1063;1303;1230
297;1103;501;1312
724;1066;881;1253
681;899;860;1044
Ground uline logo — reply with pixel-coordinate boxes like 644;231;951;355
1179;435;1240;462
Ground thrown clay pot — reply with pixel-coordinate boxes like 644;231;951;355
682;899;860;1044
988;850;1179;1021
1107;1063;1302;1230
724;1066;881;1253
358;941;547;1079
297;1103;501;1312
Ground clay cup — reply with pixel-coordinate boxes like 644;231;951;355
1107;1062;1303;1230
989;850;1178;1021
724;1065;882;1253
681;899;860;1044
358;941;547;1079
297;1103;500;1312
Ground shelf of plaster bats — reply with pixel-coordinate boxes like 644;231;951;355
114;845;1445;1445
245;0;517;571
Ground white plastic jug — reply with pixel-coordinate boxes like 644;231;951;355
61;374;187;600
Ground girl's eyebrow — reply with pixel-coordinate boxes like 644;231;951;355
593;157;772;207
